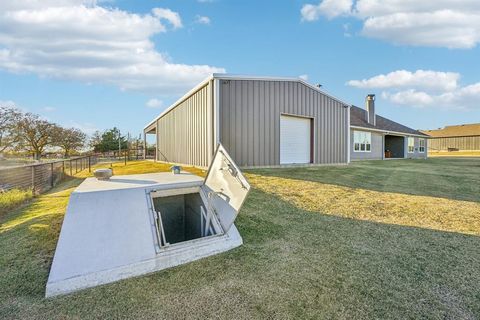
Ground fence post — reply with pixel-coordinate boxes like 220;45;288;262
124;152;127;165
31;165;35;195
88;156;91;172
51;162;54;187
70;159;72;176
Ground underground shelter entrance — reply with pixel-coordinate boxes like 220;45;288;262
150;190;222;248
153;193;212;245
46;145;250;297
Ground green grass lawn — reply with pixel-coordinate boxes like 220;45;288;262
0;189;33;218
0;159;479;319
254;157;480;202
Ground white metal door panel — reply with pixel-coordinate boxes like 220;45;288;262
280;115;311;164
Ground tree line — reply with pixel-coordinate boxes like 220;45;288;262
1;103;146;160
89;128;147;157
1;104;86;159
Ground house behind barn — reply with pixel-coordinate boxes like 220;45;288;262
350;94;429;160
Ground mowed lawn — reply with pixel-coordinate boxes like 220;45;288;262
0;158;479;319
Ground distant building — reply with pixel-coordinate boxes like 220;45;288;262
421;123;480;152
350;94;428;160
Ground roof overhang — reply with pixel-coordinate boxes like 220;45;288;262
350;125;429;138
144;122;156;134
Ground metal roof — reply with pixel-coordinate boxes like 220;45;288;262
420;123;480;138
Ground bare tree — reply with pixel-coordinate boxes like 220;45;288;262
15;113;57;160
0;104;22;155
53;127;87;158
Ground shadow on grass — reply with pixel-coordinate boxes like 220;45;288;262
1;184;479;319
247;158;480;203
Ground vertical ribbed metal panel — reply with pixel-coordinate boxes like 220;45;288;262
428;136;480;151
156;81;213;168
219;79;349;167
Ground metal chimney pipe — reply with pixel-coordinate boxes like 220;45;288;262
366;94;376;126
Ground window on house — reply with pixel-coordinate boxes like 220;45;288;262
353;131;371;152
419;138;425;153
408;137;415;153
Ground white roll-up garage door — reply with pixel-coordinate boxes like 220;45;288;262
280;115;311;164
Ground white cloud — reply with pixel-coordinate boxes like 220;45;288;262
347;70;460;92
349;69;480;110
195;15;211;25
0;1;225;94
146;98;163;108
152;8;183;29
353;1;480;18
299;74;309;81
301;0;352;21
362;10;480;49
382;90;435;107
381;86;480;110
0;1;96;11
301;0;480;48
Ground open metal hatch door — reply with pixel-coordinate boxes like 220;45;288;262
202;144;250;233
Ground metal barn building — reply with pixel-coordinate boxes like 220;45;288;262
421;123;480;152
144;74;350;168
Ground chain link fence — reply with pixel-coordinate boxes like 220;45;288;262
0;155;98;195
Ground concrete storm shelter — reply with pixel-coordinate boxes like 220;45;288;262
350;95;429;160
144;74;351;168
46;145;250;297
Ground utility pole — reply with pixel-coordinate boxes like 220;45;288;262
118;129;121;159
127;132;130;161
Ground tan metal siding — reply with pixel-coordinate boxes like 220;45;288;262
428;136;480;151
156;81;213;168
219;80;349;167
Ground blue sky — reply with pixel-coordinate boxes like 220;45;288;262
1;0;479;139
